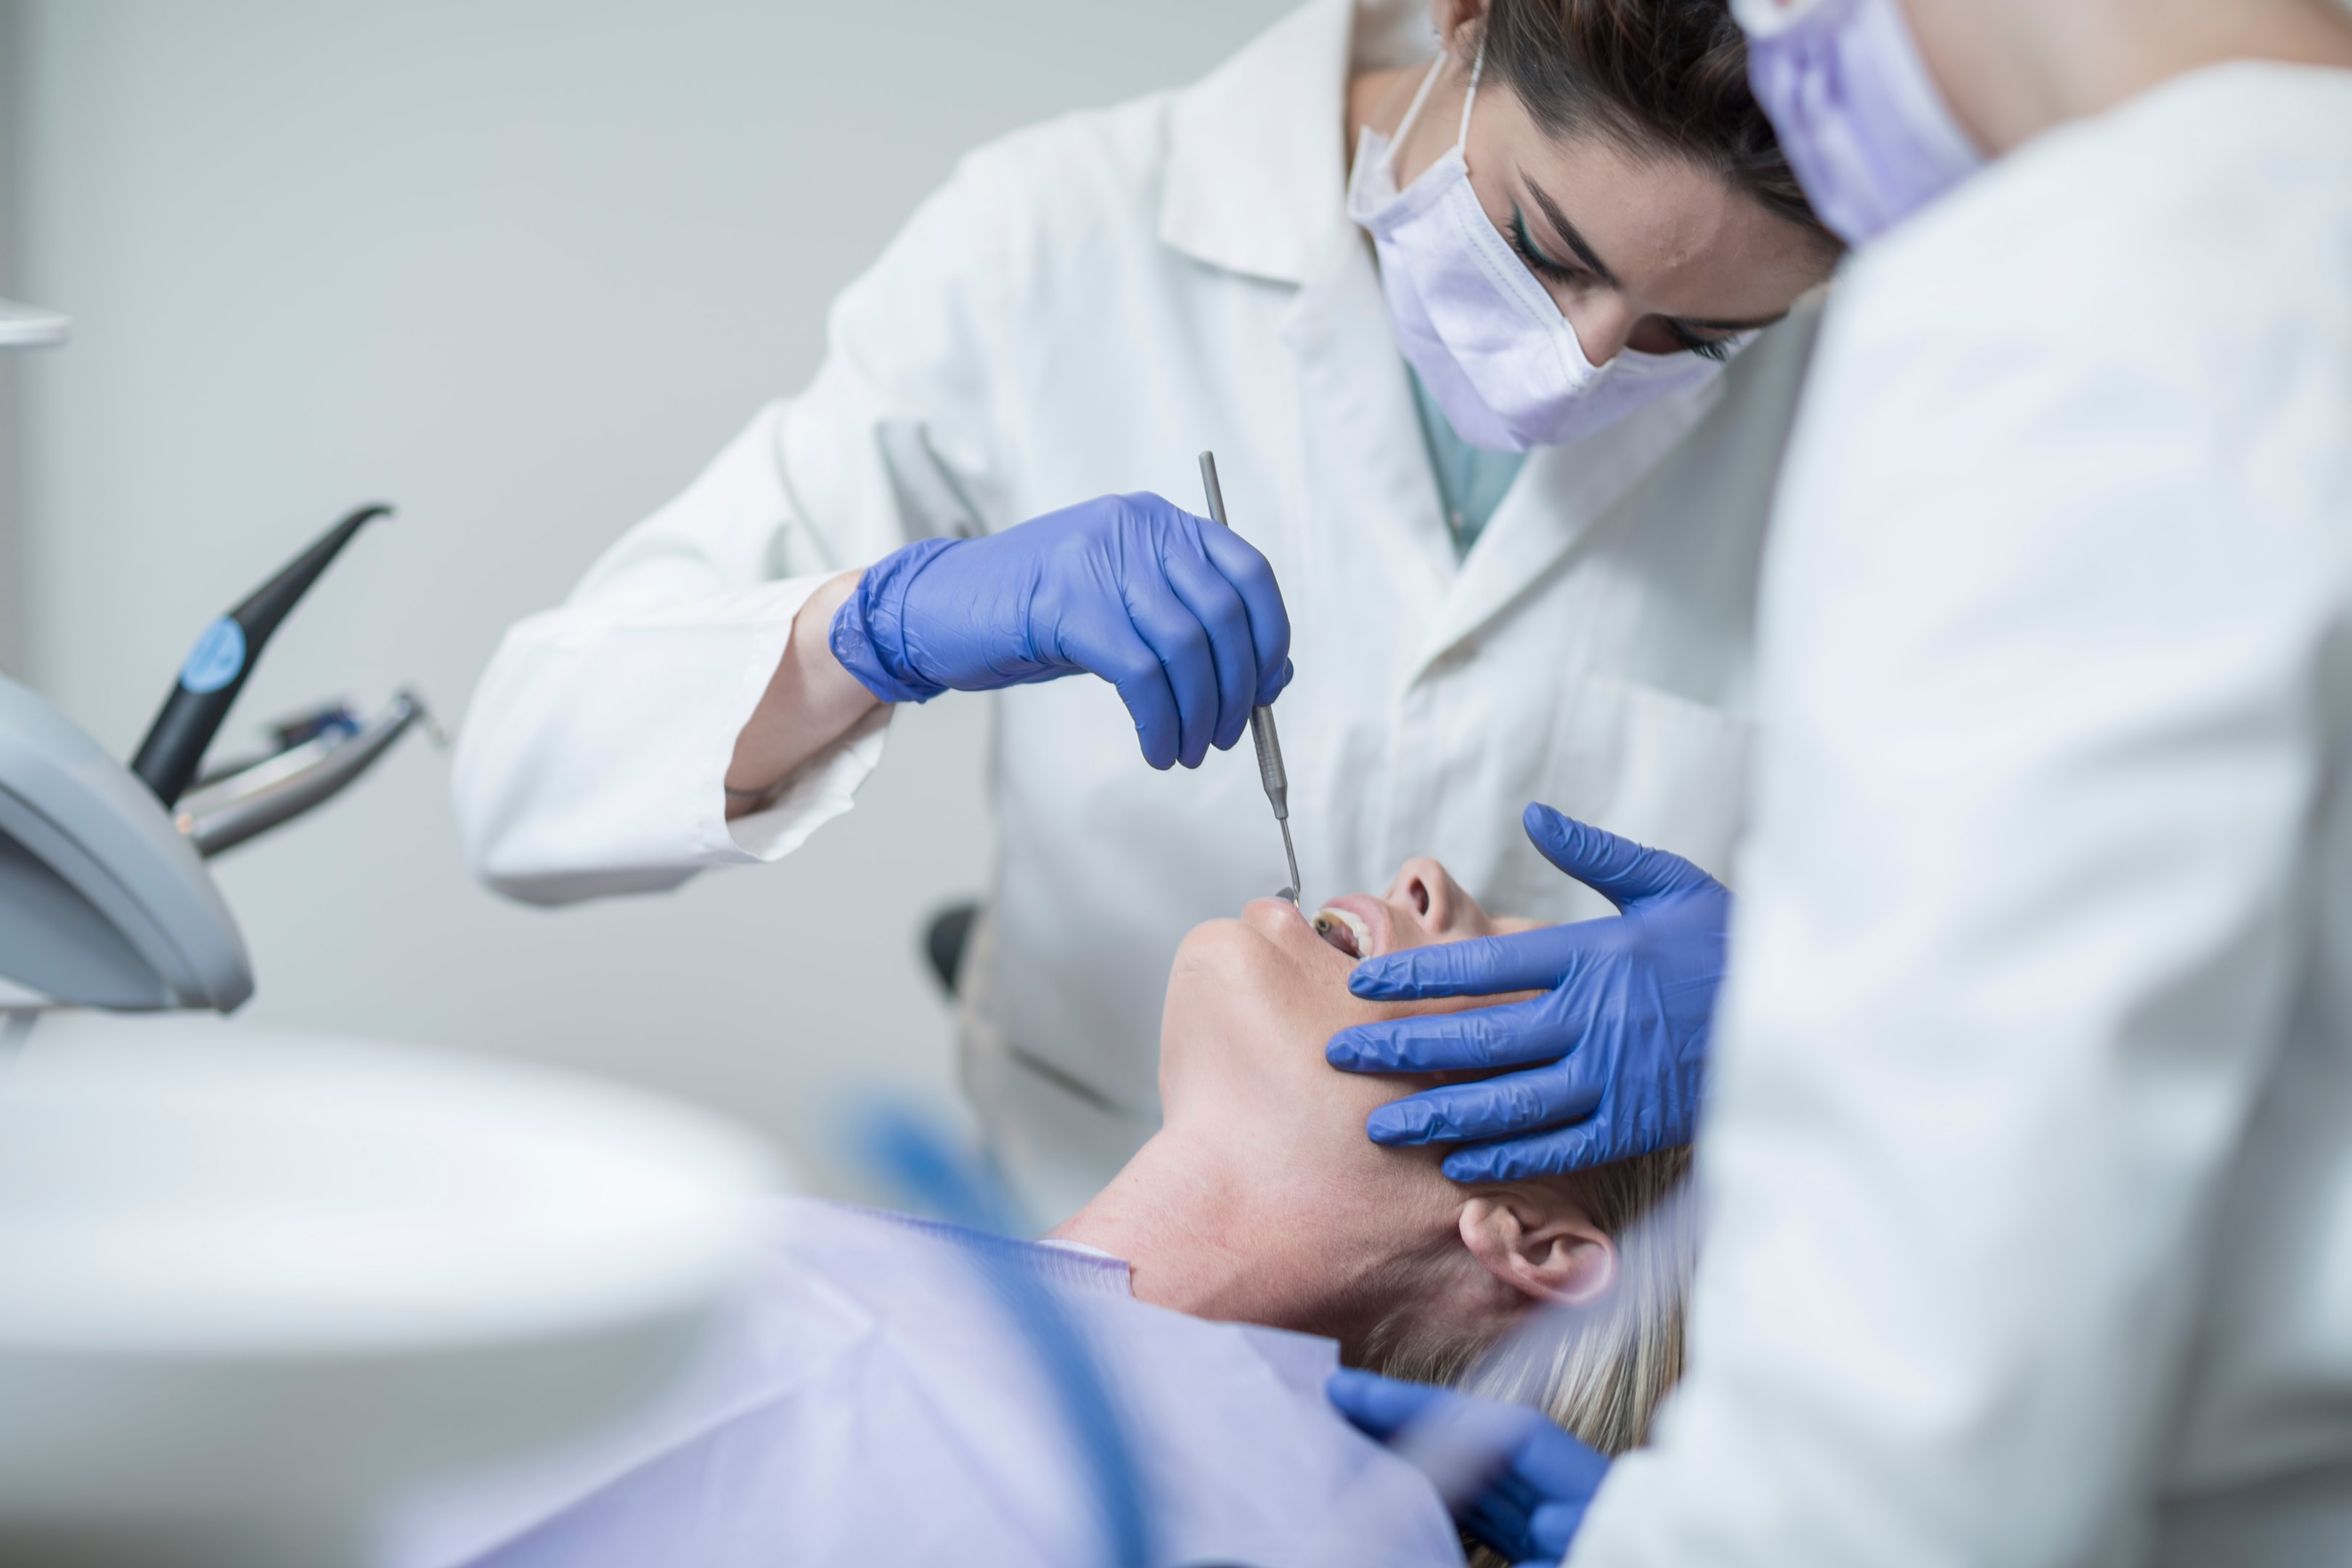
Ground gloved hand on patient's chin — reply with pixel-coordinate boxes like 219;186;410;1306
828;492;1292;771
1328;1368;1607;1565
1326;803;1726;1183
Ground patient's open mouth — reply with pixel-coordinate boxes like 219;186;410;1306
1311;907;1371;960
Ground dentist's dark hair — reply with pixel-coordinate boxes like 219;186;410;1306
1481;0;1841;253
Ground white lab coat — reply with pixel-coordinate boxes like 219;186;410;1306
452;0;1820;1215
1573;63;2352;1568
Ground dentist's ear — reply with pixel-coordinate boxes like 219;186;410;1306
1430;0;1490;47
1459;1192;1617;1305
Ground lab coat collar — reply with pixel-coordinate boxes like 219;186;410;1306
1409;383;1721;679
1161;0;1437;286
1278;211;1461;640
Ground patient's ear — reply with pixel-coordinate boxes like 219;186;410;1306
1458;1192;1616;1306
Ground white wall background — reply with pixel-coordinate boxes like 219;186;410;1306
1;0;1294;1193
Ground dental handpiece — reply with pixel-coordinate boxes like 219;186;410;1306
1197;451;1302;905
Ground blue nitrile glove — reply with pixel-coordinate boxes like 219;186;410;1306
1328;1368;1607;1565
1326;804;1726;1182
829;492;1291;770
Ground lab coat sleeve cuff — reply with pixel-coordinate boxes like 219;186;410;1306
721;701;894;861
455;576;893;900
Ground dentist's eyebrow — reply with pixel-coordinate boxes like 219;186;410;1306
1526;172;1792;337
1521;176;1620;288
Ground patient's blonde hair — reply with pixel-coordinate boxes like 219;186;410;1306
1364;1145;1696;1453
1461;1148;1694;1453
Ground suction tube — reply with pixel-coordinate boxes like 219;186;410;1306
130;503;391;804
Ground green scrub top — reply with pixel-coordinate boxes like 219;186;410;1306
1408;366;1527;562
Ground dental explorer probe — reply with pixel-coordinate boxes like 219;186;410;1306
1197;451;1302;905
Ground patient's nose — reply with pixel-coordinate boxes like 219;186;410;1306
1385;857;1457;937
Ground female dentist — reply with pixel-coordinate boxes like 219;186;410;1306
452;0;1840;1217
1336;0;2352;1564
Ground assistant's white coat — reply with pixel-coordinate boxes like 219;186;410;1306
452;0;1818;1212
1575;63;2352;1568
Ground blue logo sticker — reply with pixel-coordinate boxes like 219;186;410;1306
179;616;246;694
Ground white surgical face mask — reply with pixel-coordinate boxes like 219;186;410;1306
1345;44;1741;452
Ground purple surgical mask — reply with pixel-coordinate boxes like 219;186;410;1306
1346;44;1743;452
1731;0;1984;245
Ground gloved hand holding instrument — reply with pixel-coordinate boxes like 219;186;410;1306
1326;803;1728;1181
829;491;1292;771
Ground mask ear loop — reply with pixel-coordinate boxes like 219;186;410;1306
1455;32;1485;154
1379;35;1485;184
1382;49;1452;174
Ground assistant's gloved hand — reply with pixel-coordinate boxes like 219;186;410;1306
828;492;1291;770
1326;803;1727;1182
1329;1368;1607;1566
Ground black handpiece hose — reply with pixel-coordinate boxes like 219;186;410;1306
130;503;392;804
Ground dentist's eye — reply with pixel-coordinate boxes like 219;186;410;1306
1507;208;1586;285
1664;320;1740;362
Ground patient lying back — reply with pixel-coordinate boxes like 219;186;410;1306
385;859;1689;1568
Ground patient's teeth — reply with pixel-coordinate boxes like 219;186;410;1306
1311;907;1369;959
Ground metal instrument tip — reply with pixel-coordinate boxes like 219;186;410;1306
1201;448;1305;908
